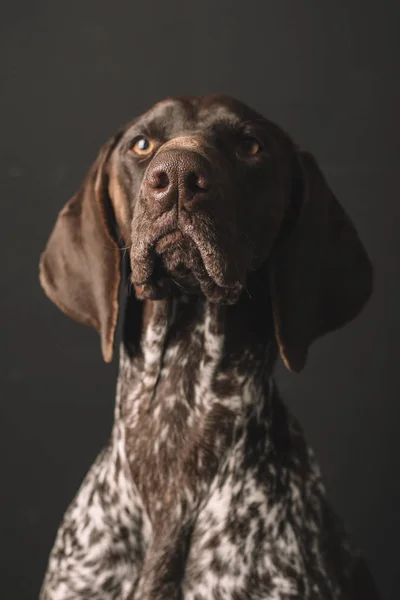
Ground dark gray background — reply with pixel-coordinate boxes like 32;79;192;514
1;1;398;598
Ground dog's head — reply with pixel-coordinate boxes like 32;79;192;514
40;95;372;371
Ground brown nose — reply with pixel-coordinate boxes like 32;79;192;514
143;149;212;210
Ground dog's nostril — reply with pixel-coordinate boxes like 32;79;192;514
150;170;170;190
186;171;209;194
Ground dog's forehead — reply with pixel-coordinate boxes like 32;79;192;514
133;95;261;137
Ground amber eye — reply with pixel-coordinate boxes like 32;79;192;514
238;137;262;157
131;136;155;156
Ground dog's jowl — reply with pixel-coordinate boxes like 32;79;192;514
39;95;379;599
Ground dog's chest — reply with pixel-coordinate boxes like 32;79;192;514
116;297;268;524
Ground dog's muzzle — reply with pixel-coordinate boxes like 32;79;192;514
130;139;244;304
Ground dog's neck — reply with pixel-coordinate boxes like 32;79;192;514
120;269;277;398
114;277;278;522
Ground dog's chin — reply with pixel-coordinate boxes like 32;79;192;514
132;246;244;305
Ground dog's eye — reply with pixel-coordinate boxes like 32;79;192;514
238;137;262;158
131;136;155;156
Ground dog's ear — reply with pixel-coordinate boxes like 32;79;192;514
269;151;373;372
39;133;123;363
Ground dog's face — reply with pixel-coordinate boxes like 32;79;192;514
40;95;372;371
109;95;292;304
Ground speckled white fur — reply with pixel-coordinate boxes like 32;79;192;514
40;299;356;600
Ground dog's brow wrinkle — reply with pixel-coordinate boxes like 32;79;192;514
157;136;204;152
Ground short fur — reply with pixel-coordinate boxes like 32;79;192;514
39;95;379;599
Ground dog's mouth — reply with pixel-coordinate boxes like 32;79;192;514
131;229;244;304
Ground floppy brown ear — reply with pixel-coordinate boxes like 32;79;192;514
269;151;373;372
39;134;123;362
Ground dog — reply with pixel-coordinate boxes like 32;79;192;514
39;95;380;599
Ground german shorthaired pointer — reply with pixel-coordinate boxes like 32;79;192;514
39;95;380;599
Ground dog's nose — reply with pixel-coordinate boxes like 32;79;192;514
143;150;212;210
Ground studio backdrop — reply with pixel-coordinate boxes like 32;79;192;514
1;1;398;599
